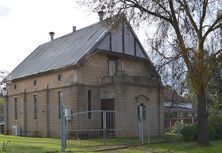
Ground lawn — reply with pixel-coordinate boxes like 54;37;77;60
0;135;60;153
106;141;222;153
0;134;222;153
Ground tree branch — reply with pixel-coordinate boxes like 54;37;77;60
123;0;173;23
183;0;199;34
156;1;172;18
203;15;222;39
215;49;222;57
200;0;208;29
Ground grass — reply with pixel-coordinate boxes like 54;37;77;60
0;135;60;153
0;134;222;153
105;141;222;153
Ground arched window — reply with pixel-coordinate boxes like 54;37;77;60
137;103;146;120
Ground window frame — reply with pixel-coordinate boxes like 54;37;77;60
58;74;62;81
14;97;18;120
137;103;146;120
58;91;64;119
33;80;37;86
108;57;118;76
33;95;38;119
87;90;92;119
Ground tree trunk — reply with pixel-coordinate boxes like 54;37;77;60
197;89;210;145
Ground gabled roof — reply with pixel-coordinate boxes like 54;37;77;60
8;16;151;81
9;22;109;80
164;87;191;104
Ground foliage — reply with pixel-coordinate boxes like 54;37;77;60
0;96;4;114
32;131;41;137
208;63;222;111
169;119;187;133
180;124;216;141
0;70;9;95
208;124;216;140
186;62;222;113
0;95;3;104
209;114;222;139
180;125;198;141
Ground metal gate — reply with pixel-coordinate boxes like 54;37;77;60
60;105;145;152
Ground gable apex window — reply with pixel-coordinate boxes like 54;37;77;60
14;84;17;90
108;58;118;76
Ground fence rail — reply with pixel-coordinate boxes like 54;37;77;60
59;105;174;152
60;104;148;152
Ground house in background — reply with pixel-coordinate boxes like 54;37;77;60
164;87;197;129
5;13;164;138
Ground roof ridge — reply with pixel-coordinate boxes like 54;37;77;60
39;21;103;47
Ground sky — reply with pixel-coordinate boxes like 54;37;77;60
0;0;102;72
0;0;149;73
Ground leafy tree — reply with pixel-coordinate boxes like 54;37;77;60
0;95;3;114
186;61;222;113
0;70;9;93
208;63;222;111
0;70;9;114
79;0;222;145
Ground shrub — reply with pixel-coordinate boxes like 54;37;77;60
32;130;41;137
208;124;216;140
180;125;197;141
180;124;216;141
169;119;187;133
67;131;76;139
209;114;222;139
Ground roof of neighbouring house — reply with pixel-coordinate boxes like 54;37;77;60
164;87;191;104
164;86;193;110
8;15;151;81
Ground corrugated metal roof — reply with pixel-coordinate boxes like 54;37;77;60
9;22;109;80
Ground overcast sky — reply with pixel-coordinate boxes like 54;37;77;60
0;0;146;72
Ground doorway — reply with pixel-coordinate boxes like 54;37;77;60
101;99;115;134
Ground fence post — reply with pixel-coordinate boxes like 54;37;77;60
60;104;66;153
103;111;106;144
139;105;144;144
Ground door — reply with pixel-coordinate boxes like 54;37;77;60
101;99;115;134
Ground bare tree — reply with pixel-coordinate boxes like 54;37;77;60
78;0;222;145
